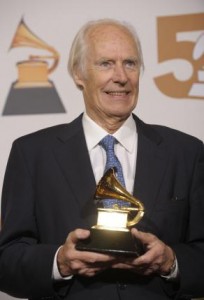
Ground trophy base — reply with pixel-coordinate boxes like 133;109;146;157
76;227;144;257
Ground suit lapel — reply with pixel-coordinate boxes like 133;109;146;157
52;115;97;226
133;116;169;214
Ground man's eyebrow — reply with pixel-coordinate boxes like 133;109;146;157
124;56;138;61
95;57;112;62
95;56;138;62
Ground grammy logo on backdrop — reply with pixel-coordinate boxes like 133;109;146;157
3;18;65;115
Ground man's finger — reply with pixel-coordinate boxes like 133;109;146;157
68;229;90;245
131;228;156;245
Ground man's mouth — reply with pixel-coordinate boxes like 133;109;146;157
105;91;130;96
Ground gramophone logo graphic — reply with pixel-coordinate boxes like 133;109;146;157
3;18;65;115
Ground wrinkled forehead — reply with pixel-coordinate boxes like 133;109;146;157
87;24;137;48
85;24;138;54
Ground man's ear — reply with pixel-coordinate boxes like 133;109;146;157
73;69;85;90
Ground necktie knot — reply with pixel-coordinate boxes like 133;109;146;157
100;135;116;153
100;135;120;175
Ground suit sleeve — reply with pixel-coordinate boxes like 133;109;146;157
0;140;63;299
173;141;204;298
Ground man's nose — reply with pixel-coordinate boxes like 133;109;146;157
112;64;128;85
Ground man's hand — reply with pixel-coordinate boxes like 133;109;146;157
57;229;116;277
112;228;175;276
57;228;175;278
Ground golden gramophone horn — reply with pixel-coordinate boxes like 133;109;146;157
95;168;144;227
10;18;59;73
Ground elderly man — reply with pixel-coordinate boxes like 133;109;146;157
0;19;204;300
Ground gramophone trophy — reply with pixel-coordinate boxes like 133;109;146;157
76;168;145;256
3;18;65;115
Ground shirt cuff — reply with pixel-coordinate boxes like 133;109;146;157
161;257;179;281
52;246;73;281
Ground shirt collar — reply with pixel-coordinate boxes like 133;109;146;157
82;112;137;153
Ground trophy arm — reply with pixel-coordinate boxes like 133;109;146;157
125;204;145;227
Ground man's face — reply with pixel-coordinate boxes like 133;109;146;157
75;24;140;127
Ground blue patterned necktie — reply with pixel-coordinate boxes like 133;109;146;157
100;135;129;208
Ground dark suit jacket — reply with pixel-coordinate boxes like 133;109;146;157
0;114;204;300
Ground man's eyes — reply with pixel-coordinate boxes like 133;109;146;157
95;59;138;70
124;59;138;69
97;61;113;69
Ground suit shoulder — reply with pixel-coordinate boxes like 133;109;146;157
134;115;203;151
148;124;204;161
14;124;67;144
14;115;83;145
151;124;202;146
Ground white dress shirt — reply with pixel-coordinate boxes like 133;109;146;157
82;112;138;194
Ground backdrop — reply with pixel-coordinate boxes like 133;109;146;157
0;0;204;299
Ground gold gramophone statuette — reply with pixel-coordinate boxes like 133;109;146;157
76;168;145;256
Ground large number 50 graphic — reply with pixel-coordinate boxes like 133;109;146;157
154;13;204;99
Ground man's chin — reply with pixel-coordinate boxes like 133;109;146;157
108;111;131;120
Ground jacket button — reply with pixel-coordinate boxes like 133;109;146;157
118;283;127;289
